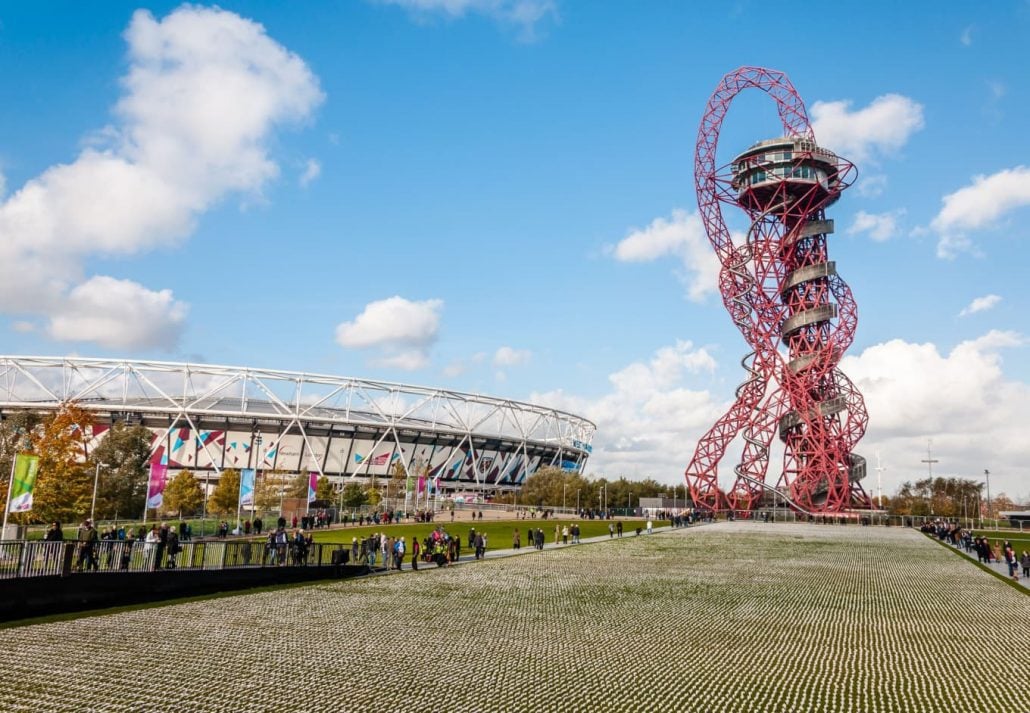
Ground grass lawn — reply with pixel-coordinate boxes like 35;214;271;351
301;517;667;549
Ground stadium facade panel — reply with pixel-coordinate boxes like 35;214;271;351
0;357;595;492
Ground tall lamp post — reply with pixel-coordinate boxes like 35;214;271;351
90;461;108;523
254;430;262;524
984;469;992;526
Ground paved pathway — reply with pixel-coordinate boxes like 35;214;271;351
931;535;1028;591
366;522;694;575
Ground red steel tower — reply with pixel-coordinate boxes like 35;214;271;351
685;67;871;514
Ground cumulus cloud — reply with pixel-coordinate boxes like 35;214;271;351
0;6;323;348
958;294;1002;317
441;352;487;378
841;331;1028;496
960;25;974;47
848;210;904;242
493;346;532;367
335;296;443;370
930;166;1030;258
856;174;888;198
299;158;321;188
376;0;557;38
525;333;1029;498
47;276;187;350
610;209;722;302
531;340;724;479
811;94;924;162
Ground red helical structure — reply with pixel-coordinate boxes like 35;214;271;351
685;67;872;514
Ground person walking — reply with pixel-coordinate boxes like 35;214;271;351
411;538;420;571
646;519;653;535
608;522;615;539
1021;550;1030;578
513;528;521;550
75;519;99;572
616;521;623;538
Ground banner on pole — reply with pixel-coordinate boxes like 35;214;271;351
239;469;255;509
8;453;40;513
308;472;318;503
146;463;168;510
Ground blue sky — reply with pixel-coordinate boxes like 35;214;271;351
1;1;1028;498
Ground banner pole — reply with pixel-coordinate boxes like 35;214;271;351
2;456;17;539
142;463;152;525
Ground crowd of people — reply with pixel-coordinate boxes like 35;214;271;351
922;520;1029;582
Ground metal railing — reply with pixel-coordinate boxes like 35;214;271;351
0;539;353;580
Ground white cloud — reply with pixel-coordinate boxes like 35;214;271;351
376;0;557;38
493;346;532;367
526;333;1030;499
442;351;487;378
856;174;887;198
811;94;924;161
373;351;431;371
47;276;187;350
0;6;323;348
442;361;467;378
840;331;1028;497
299;158;321;188
335;296;443;370
930;166;1030;258
0;168;5;199
11;321;35;333
958;294;1002;317
847;209;904;242
610;208;721;302
531;340;723;479
960;25;974;46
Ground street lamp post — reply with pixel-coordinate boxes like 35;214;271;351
562;480;567;511
984;469;992;527
90;461;107;523
576;489;580;514
253;431;262;525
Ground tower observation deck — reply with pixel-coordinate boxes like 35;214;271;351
685;68;871;515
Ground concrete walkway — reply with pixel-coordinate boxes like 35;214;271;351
931;535;1028;591
366;522;693;576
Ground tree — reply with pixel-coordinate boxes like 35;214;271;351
208;469;241;516
28;403;94;524
255;471;289;511
990;492;1017;515
315;475;334;501
89;422;152;521
286;472;309;500
889;477;984;517
163;470;204;517
365;485;381;508
341;482;367;508
521;467;593;508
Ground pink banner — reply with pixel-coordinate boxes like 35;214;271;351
417;475;426;493
147;463;168;509
308;471;318;503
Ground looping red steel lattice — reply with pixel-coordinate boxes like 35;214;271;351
685;67;871;515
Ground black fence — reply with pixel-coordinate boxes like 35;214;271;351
0;539;352;580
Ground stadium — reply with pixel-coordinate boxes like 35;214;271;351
0;356;595;498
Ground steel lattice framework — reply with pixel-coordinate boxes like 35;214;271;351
685;67;871;514
0;356;594;489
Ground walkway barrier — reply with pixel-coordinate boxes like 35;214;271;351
0;539;350;580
